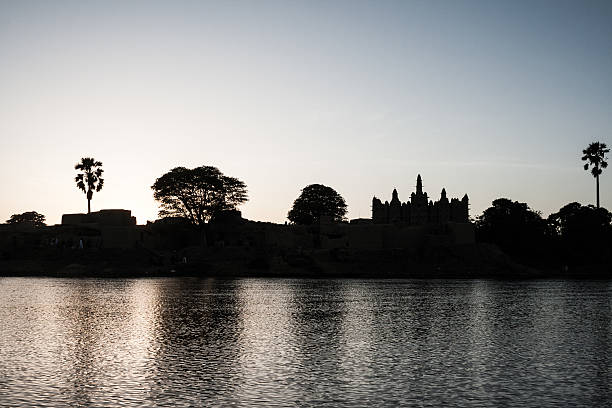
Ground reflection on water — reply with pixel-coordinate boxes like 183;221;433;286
0;278;610;407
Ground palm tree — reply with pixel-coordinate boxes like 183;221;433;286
75;157;104;214
582;142;609;208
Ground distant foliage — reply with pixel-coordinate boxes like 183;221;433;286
288;184;347;225
548;202;611;236
151;166;248;227
75;157;104;214
6;211;46;227
548;203;612;264
475;198;547;258
476;198;612;268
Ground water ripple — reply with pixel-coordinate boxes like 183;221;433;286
0;278;610;407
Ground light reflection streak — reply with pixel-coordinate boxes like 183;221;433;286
337;281;375;387
1;278;611;407
233;279;300;404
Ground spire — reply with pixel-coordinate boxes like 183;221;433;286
391;188;400;204
416;174;423;194
441;188;447;199
462;193;469;202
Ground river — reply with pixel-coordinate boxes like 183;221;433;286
0;278;610;407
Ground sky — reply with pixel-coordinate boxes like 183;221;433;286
1;0;611;225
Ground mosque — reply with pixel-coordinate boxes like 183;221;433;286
372;175;469;224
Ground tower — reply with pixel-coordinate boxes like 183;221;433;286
372;196;386;223
389;188;402;223
437;188;450;223
370;174;470;225
461;194;469;222
410;174;428;225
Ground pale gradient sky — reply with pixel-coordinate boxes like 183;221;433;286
1;0;611;225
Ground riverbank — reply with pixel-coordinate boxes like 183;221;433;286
1;244;609;279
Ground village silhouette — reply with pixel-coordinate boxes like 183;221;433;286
0;142;610;278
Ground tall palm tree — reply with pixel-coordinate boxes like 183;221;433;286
75;157;104;214
582;142;609;208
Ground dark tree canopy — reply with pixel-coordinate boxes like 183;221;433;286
6;211;46;227
75;157;104;214
476;198;612;269
288;184;347;225
547;202;612;264
548;203;611;236
151;166;248;227
475;198;546;256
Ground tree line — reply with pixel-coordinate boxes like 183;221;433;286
4;141;609;263
475;198;611;268
4;161;347;227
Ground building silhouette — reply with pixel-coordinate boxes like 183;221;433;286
372;175;469;224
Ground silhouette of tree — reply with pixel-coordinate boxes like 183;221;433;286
74;157;104;214
6;211;46;227
151;166;248;227
288;184;347;225
582;142;609;208
548;202;612;265
476;198;546;259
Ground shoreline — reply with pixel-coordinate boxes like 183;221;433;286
1;244;609;280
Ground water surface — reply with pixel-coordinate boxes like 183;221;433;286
0;278;610;407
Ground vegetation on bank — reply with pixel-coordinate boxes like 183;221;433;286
5;211;46;227
287;184;347;225
475;199;611;271
9;141;609;229
151;165;248;227
1;142;611;277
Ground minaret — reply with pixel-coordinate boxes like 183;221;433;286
391;188;400;203
389;188;401;222
462;194;470;222
438;187;450;223
411;174;428;225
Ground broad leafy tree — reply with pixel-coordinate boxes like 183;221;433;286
75;157;104;214
288;184;347;225
582;142;609;208
476;198;546;258
6;211;46;227
151;166;248;227
548;202;612;265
